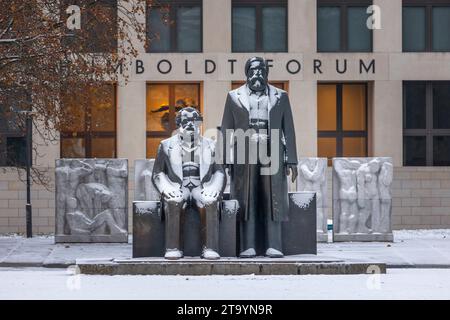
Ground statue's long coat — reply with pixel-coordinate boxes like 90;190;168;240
220;84;298;222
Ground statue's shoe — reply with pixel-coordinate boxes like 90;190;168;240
239;248;256;258
164;249;183;260
202;248;220;260
265;248;284;258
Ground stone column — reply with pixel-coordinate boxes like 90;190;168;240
373;0;402;53
290;0;316;54
117;81;147;162
372;80;403;166
289;80;317;158
203;0;231;53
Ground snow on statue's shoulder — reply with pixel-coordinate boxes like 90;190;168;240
290;192;315;209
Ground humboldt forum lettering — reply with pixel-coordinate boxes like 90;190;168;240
131;57;376;77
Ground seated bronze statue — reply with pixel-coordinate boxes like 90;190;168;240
152;107;226;260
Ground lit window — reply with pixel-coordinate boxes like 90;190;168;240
318;83;368;165
60;83;117;158
146;83;201;158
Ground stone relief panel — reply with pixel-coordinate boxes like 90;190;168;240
332;157;394;242
55;159;128;243
134;159;160;201
297;158;328;242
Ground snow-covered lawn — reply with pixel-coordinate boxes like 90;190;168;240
0;268;450;300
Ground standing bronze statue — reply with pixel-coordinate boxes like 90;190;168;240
221;57;298;258
152;107;226;260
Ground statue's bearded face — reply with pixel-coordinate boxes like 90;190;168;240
246;61;268;92
178;109;202;139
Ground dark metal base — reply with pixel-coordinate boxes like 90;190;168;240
132;200;238;258
282;192;317;255
133;192;317;258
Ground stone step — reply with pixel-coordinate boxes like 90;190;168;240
77;257;386;276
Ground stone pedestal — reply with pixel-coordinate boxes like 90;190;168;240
55;159;128;243
78;258;386;276
332;157;394;242
132;199;239;258
282;192;317;255
133;201;164;257
297;158;328;242
133;193;317;257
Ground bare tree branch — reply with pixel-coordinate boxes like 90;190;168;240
0;0;149;188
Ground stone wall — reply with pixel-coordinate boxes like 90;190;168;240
390;167;450;229
0;168;55;234
1;166;450;234
325;167;450;230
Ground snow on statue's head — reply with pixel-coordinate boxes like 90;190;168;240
245;57;269;93
176;107;202;141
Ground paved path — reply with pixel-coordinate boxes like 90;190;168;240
2;268;450;299
0;230;449;268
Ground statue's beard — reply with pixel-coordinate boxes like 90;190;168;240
247;76;267;92
179;127;199;143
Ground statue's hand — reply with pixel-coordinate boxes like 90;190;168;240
286;164;298;183
200;187;219;205
201;188;219;199
224;164;232;175
163;187;183;201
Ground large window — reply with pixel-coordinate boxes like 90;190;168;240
232;0;287;52
146;83;201;158
317;0;373;52
403;81;450;166
61;0;118;53
403;1;450;52
318;83;368;165
147;0;202;53
60;83;117;158
0;87;29;167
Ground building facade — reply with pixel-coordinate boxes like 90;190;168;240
2;0;450;233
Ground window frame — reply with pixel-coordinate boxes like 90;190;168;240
146;0;203;53
317;82;369;161
60;83;117;158
0;133;27;167
0;87;30;167
146;82;202;158
61;0;118;53
403;0;450;52
403;81;450;166
231;0;288;53
317;0;373;53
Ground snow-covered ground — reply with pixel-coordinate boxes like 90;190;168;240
0;267;450;300
1;228;450;241
1;229;450;299
394;229;450;240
